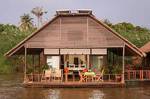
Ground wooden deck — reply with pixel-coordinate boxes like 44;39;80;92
24;73;124;88
23;82;125;88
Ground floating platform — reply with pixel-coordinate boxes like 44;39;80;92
23;82;125;88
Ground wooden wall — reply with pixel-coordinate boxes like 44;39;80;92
26;16;124;48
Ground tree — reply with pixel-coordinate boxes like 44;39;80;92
31;7;47;28
19;14;34;31
103;19;112;27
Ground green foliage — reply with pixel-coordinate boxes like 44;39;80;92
0;56;13;73
26;66;34;74
103;65;122;74
0;24;35;73
106;21;150;47
112;65;122;74
42;64;49;70
19;13;34;32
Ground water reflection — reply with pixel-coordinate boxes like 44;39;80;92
0;74;150;99
89;90;104;99
44;89;60;99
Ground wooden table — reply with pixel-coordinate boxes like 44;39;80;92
84;72;95;82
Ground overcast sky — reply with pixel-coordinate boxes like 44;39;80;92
0;0;150;28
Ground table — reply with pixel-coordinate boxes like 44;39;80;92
84;72;95;76
84;72;95;82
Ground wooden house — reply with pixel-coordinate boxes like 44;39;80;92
5;10;145;88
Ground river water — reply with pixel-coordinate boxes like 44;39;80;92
0;74;150;99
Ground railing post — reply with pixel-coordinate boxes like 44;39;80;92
148;70;150;79
65;73;68;82
128;70;130;80
140;70;143;80
142;70;143;80
109;74;110;81
133;70;136;79
38;74;40;82
61;69;63;82
32;73;33;82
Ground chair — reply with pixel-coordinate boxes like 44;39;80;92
79;72;86;82
41;69;51;82
93;69;104;82
52;69;62;82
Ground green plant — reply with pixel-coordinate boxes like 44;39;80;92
112;65;122;74
26;66;34;74
42;64;49;70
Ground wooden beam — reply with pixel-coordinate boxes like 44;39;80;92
24;47;27;82
87;55;90;69
122;45;125;83
39;54;40;74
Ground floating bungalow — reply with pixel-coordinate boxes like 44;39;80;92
5;10;148;88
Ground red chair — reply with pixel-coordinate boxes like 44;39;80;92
79;72;86;82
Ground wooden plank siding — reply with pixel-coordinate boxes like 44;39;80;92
88;17;124;47
27;18;60;48
26;16;124;49
5;12;145;57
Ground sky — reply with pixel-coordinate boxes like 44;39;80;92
0;0;150;28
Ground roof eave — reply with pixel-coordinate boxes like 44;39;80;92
4;15;59;57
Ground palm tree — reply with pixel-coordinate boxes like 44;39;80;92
19;14;33;31
31;7;47;28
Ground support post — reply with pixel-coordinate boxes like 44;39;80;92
32;55;35;74
32;55;35;67
122;46;125;83
24;47;27;83
87;55;90;69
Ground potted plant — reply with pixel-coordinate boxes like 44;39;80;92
112;65;122;82
42;64;49;71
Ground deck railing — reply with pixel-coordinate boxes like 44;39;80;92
103;74;122;82
125;70;150;80
25;73;123;83
24;70;150;83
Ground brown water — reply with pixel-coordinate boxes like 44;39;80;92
0;74;150;99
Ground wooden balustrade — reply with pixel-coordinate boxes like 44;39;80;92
26;74;43;82
25;73;123;83
125;70;150;80
103;74;122;82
